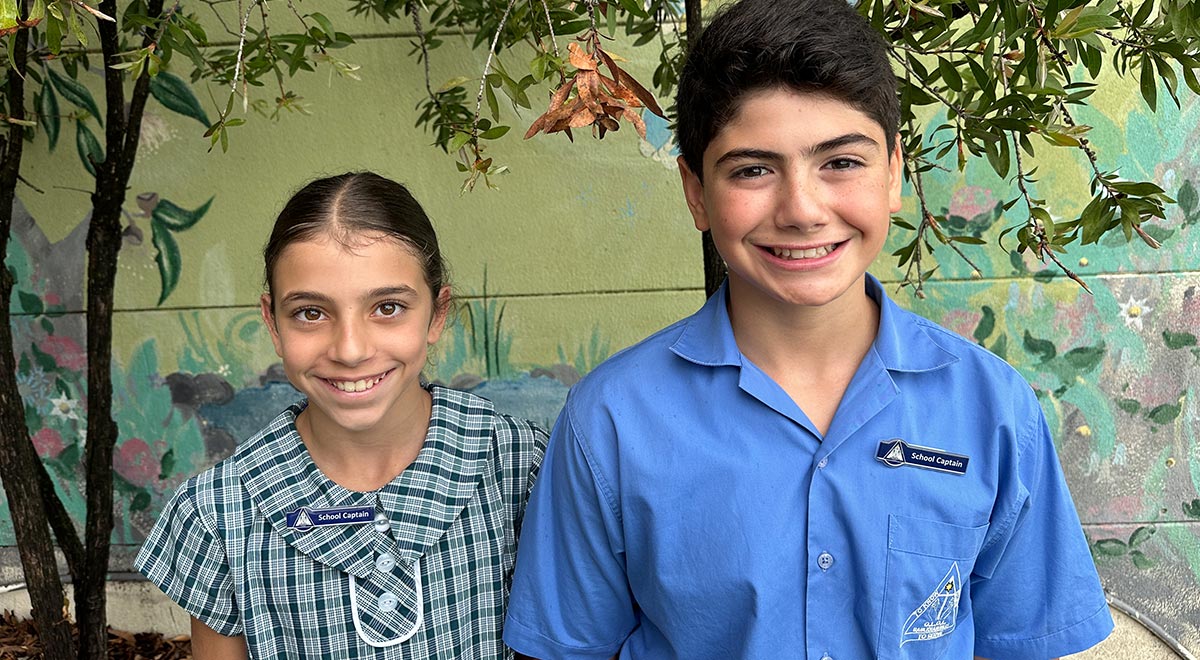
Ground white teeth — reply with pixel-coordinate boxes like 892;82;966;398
330;374;385;392
772;244;835;260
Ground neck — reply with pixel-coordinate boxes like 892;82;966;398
297;388;433;492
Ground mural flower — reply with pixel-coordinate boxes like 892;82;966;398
16;367;53;408
38;335;87;372
31;428;64;459
1119;296;1153;331
115;438;159;488
49;394;80;421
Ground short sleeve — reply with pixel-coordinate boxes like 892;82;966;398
135;482;242;637
503;396;635;660
970;411;1113;659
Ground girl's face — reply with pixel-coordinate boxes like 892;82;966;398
261;233;449;439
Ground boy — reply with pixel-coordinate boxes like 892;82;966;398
503;0;1114;657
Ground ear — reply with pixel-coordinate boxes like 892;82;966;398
887;137;904;214
678;156;711;232
260;293;285;358
426;286;451;345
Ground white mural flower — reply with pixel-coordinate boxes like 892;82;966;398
1119;296;1152;331
49;394;80;421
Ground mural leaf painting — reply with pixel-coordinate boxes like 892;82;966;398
148;71;209;126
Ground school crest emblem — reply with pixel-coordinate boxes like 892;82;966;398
901;562;961;646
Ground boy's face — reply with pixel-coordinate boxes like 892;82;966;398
679;87;902;314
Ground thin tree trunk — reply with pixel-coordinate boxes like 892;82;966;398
74;0;164;656
0;11;78;658
682;0;726;298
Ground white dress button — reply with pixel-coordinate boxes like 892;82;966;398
375;552;396;572
820;655;833;660
373;512;390;533
377;592;399;612
817;457;828;469
817;552;835;571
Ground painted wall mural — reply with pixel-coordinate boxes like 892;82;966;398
0;30;1196;655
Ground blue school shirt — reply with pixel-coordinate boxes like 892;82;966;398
504;276;1112;660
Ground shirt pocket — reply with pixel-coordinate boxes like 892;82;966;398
876;514;989;660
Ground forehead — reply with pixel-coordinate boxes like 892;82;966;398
272;234;428;294
707;87;886;155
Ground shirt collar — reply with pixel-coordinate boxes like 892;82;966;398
235;384;494;577
668;275;957;373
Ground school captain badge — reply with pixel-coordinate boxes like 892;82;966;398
876;439;969;475
901;562;962;646
285;506;374;532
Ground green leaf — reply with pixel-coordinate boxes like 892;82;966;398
37;82;60;150
149;71;210;126
1023;330;1057;362
1179;180;1197;215
973;305;995;343
158;448;175;480
1093;538;1127;556
1163;330;1198;349
48;67;102;125
479;125;510;140
152;196;212;231
150;218;182;306
1129;525;1155;547
1063;344;1105;372
1183;499;1200;519
75;122;104;177
1129;550;1154;569
1139;55;1158;111
17;290;43;315
131;491;151;511
1146;402;1181;424
1116;398;1141;415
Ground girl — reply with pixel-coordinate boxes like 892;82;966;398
136;172;547;659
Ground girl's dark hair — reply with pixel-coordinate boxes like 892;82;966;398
675;0;900;180
263;172;448;304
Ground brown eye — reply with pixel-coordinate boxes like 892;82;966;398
302;308;323;322
377;302;401;317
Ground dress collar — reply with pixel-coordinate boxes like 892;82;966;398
235;384;495;576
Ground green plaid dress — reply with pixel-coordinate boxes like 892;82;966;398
136;385;546;659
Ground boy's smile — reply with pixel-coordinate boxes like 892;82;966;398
680;87;903;316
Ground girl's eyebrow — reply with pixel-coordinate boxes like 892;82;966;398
713;132;881;167
278;285;419;306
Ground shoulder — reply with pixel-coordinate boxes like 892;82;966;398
895;301;1037;396
171;405;302;527
568;317;691;404
432;384;548;469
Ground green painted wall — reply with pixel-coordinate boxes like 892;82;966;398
2;12;1198;652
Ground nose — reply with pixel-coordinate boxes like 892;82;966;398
776;172;829;231
329;317;373;365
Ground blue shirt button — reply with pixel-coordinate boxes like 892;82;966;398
377;592;399;612
817;457;828;469
373;512;390;533
375;552;396;572
817;552;834;571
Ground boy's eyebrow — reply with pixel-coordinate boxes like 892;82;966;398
712;133;882;167
278;285;419;306
811;132;880;154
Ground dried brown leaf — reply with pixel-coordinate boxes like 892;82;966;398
567;42;596;71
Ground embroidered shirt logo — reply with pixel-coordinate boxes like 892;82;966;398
285;506;374;532
876;439;969;475
901;562;962;646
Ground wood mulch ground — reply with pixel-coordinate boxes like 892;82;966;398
0;611;191;659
